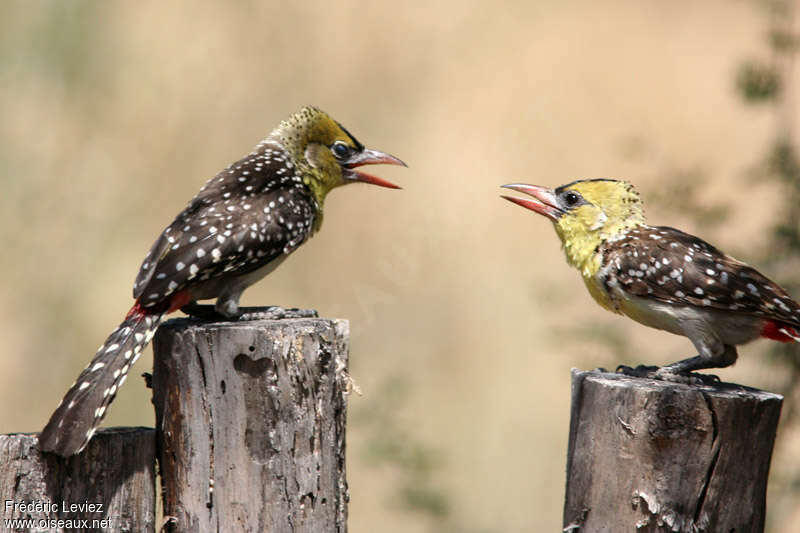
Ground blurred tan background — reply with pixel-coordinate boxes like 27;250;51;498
2;1;799;531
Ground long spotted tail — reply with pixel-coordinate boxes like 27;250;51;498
39;308;164;456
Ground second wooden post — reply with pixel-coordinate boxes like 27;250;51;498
563;370;783;533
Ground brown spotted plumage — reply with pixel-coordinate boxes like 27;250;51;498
600;225;800;329
40;106;405;456
502;179;800;380
132;141;319;317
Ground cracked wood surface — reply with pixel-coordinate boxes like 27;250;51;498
1;428;156;532
563;369;782;533
152;310;350;533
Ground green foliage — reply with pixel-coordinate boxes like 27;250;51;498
735;60;780;103
399;485;450;520
354;377;451;523
734;3;800;531
768;139;800;186
769;29;798;53
27;1;109;88
353;376;499;533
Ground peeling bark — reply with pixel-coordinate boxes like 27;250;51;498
152;310;350;533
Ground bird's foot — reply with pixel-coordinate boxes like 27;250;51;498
181;303;224;320
181;304;318;321
236;306;318;321
654;367;720;385
616;364;719;385
615;364;660;378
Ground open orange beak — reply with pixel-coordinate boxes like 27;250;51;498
344;149;406;189
500;183;563;221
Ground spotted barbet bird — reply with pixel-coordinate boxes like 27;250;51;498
501;179;800;381
39;106;405;456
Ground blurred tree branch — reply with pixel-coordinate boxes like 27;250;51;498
735;1;799;530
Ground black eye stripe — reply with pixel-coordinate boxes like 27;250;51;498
334;121;365;151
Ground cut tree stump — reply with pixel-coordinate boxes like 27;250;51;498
0;428;156;532
563;369;783;533
152;310;350;533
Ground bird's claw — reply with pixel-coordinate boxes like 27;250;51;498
237;306;318;321
181;303;222;320
615;364;659;378
182;304;318;321
616;364;720;385
654;368;720;385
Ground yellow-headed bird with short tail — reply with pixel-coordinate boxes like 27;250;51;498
502;179;800;381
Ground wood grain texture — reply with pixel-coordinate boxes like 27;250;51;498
0;428;155;532
152;313;350;533
564;370;782;533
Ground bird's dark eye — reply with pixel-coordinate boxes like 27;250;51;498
563;191;581;207
331;142;350;159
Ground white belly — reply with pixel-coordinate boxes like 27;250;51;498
617;293;764;346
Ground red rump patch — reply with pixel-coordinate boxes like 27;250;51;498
762;320;800;343
166;290;192;313
127;290;191;319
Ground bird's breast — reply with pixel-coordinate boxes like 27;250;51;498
583;275;619;313
188;255;288;302
615;295;687;336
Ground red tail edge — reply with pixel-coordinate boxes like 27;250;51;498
126;290;192;320
762;320;800;343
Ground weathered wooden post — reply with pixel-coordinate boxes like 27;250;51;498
563;369;783;532
151;309;350;533
0;428;156;531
